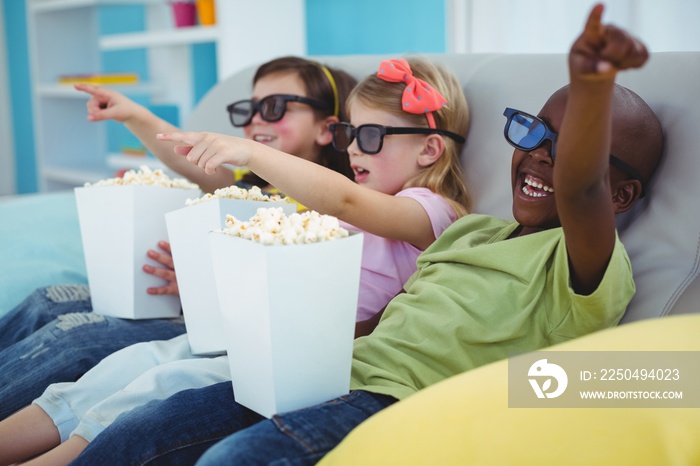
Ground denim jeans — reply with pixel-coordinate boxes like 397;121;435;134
0;285;186;420
0;285;93;350
70;383;396;466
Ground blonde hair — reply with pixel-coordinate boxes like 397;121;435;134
347;57;471;217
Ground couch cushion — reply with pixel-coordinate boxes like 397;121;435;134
611;52;700;321
0;191;87;316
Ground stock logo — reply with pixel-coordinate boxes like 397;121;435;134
528;358;568;399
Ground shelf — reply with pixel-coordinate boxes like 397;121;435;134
43;165;112;186
31;0;161;13
44;157;172;186
100;26;220;50
107;153;166;170
37;83;161;98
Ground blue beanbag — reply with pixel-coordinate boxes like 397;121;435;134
0;191;87;316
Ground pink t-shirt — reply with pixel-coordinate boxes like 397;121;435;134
340;187;457;321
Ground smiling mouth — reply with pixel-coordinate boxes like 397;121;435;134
521;174;554;198
253;134;275;143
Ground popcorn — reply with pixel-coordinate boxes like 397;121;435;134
185;185;291;206
216;207;349;246
84;166;199;190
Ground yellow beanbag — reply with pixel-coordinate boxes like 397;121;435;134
320;315;700;466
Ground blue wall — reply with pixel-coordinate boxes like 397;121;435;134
99;5;151;154
306;0;445;55
3;0;446;194
3;0;36;193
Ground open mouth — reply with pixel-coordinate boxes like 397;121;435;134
353;166;369;182
521;174;554;198
253;134;276;143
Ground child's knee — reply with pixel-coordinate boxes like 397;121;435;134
54;312;105;331
15;319;89;364
18;313;107;359
44;285;91;303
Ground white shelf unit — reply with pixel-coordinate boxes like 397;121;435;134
26;0;306;191
99;25;220;49
26;0;217;190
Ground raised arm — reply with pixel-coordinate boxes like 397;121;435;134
156;131;439;250
76;84;235;192
554;3;648;294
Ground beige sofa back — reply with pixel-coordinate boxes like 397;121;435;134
187;52;700;324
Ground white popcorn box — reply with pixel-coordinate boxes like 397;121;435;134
165;199;296;355
74;185;201;319
209;231;363;418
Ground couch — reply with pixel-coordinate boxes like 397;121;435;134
1;51;699;462
186;51;700;324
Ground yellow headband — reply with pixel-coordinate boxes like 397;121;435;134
315;63;339;118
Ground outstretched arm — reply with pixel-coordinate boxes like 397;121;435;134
156;132;439;250
76;84;234;193
554;3;648;294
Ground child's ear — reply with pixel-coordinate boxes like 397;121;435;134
612;179;643;213
417;134;445;167
316;116;339;146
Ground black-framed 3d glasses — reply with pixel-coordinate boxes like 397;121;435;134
227;94;330;127
329;122;466;155
502;107;646;194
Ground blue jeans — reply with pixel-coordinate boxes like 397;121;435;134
70;383;396;466
0;285;94;350
0;285;186;420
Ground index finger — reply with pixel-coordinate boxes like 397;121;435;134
156;131;199;144
582;3;605;40
73;83;100;95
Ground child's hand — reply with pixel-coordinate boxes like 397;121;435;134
143;241;180;296
570;3;648;80
156;131;252;175
74;83;140;123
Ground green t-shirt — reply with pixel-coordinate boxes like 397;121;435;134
350;214;634;400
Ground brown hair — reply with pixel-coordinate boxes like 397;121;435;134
347;57;471;217
240;56;357;188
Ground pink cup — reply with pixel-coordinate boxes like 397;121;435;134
172;1;197;28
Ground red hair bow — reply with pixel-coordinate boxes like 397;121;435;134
376;58;447;129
